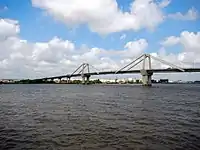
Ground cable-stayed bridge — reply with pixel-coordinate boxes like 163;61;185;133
38;54;200;86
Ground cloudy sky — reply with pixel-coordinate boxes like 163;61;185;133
0;0;200;80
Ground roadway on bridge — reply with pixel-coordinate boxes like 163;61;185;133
42;68;200;80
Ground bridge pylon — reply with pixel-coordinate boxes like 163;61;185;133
116;54;184;86
70;63;91;84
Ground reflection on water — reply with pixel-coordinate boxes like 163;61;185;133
0;84;200;150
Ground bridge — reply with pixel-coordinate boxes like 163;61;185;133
39;54;200;86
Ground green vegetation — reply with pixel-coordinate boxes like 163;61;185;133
68;79;102;84
2;79;200;85
68;80;82;84
13;79;102;84
15;79;54;84
89;79;102;84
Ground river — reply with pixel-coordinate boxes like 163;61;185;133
0;84;200;150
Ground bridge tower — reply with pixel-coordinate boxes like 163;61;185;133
81;63;91;84
70;63;91;84
116;54;184;86
140;54;153;86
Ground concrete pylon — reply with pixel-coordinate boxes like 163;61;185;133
140;69;153;86
67;77;71;84
82;75;90;84
86;75;90;84
58;78;62;83
43;79;47;83
82;75;86;84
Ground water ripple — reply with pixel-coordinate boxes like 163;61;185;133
0;84;200;150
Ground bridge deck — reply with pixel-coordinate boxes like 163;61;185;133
41;68;200;80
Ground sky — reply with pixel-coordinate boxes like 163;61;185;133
0;0;200;81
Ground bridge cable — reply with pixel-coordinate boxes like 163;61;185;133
115;54;145;73
150;55;185;72
127;58;145;71
71;64;84;76
89;65;102;74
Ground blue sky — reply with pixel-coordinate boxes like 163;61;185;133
1;0;199;52
0;0;200;79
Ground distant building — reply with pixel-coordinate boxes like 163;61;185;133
194;81;200;84
53;79;61;83
151;79;157;83
135;79;141;83
159;79;169;83
99;79;116;83
0;79;15;83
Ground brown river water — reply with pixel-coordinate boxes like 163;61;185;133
0;84;200;150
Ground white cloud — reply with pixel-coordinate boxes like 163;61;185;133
159;0;171;8
31;0;198;35
160;31;200;69
160;36;180;46
120;34;126;40
161;31;200;51
124;39;148;57
180;31;200;52
168;8;199;21
0;18;200;81
31;0;166;34
32;37;75;63
0;18;150;79
0;19;20;40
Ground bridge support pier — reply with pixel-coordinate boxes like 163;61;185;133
140;70;153;86
67;77;71;84
42;79;47;83
82;76;85;84
82;75;90;85
48;79;54;83
86;76;90;84
58;78;62;84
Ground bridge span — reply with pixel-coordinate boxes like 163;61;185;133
39;54;200;86
42;68;200;80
